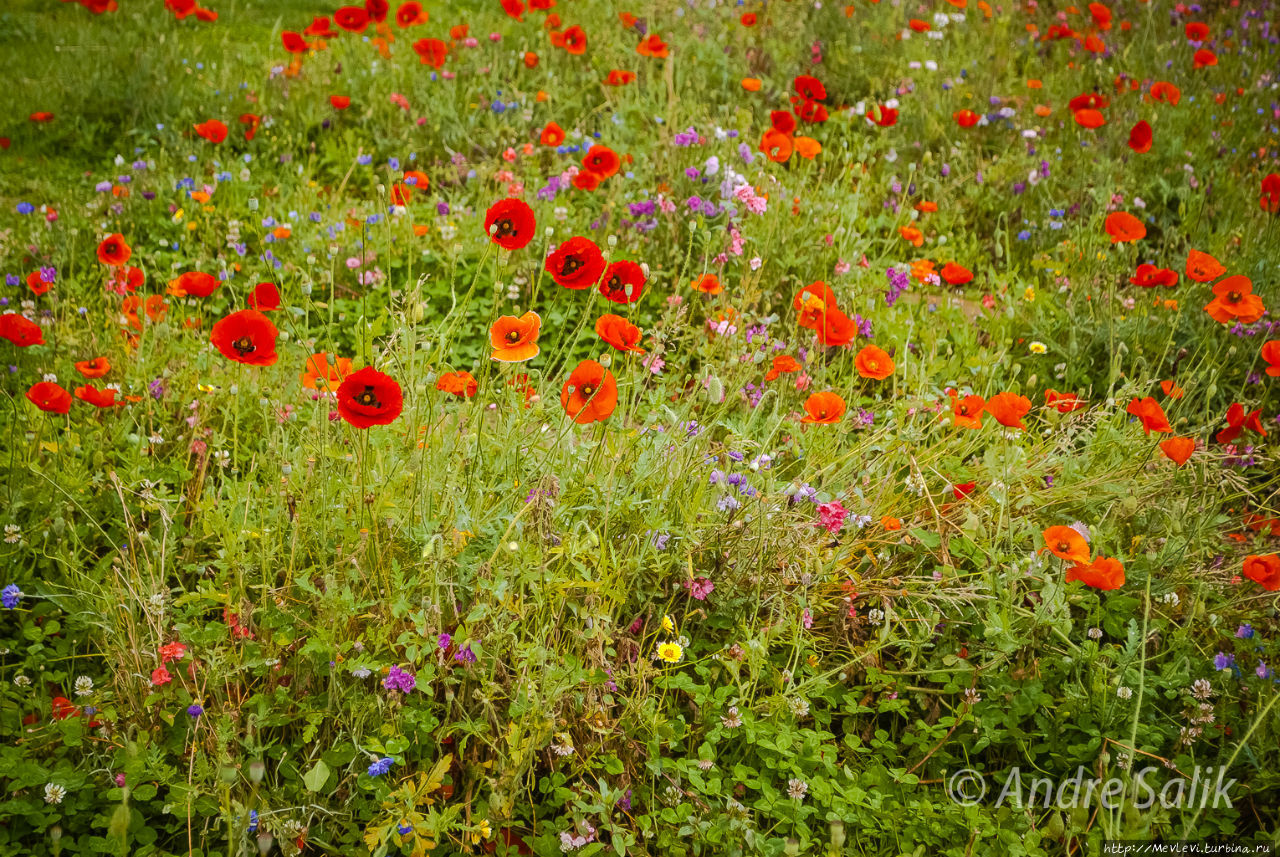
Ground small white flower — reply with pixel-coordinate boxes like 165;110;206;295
14;674;31;688
721;706;743;729
867;608;885;626
1088;627;1103;640
1117;686;1133;700
1191;679;1214;700
787;778;808;801
788;696;810;718
963;687;982;705
74;676;94;697
4;524;19;544
44;783;66;805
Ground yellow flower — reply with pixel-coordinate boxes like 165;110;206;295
1029;341;1047;354
468;820;492;844
656;641;684;664
661;614;675;634
1022;286;1036;302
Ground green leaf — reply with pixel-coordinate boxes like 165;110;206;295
303;760;331;793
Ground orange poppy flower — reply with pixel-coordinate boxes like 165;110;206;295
1262;340;1280;377
490;311;542;362
793;281;837;328
953;109;980;128
881;516;902;530
605;70;636;86
759;128;793;163
300;352;354;390
1185;249;1225;282
854;345;894;380
794;137;822;159
636;33;668;57
764;354;802;382
1243;555;1280;591
193;119;227;144
1147;81;1182;104
595;314;645;354
692;274;722;295
986;392;1031;429
572;171;600;191
561;360;618;424
1159;436;1195;465
950;393;985;429
898;225;924;247
75;357;111;378
1192;48;1216;68
915;201;938;213
582;145;620;179
540;121;565;146
169;270;220;298
1204;275;1265;324
1160;379;1185;399
1042;525;1091;564
1125;396;1171;434
741;77;762;91
1073;108;1106;129
436;370;478;398
1065;556;1125;590
801;392;846;424
97;234;131;267
815;309;859;348
1104;211;1145;243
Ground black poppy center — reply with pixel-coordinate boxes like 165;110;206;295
580;383;596;398
233;336;256;355
506;330;521;343
494;218;517;239
355;386;382;408
607;275;622;291
1227;291;1242;303
1057;541;1071;553
561;256;584;276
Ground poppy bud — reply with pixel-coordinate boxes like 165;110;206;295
248;759;266;782
830;820;846;848
707;376;724;403
256;833;275;856
248;198;258;210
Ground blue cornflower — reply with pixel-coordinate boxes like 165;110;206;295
2;584;23;609
1214;652;1235;671
368;757;395;777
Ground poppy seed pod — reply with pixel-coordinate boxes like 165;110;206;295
248;759;266;782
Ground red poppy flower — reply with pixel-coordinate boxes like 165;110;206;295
770;111;797;135
940;262;973;285
171;271;220;297
97;233;131;266
1042;525;1091;564
599;260;645;304
795;100;828;123
605;70;636;86
1044;389;1086;413
193;119;228;144
29;111;54;123
490;311;542;362
75;384;121;408
1125;396;1171;434
330;95;351;109
1127;120;1152;153
595;314;645;354
282;31;307;53
1088;2;1112;29
545;236;605;289
560;360;618;424
760;128;793;163
1185;249;1225;282
26;271;51;296
1147;81;1181;104
986;392;1032;429
26;381;71;414
1;313;46;347
300;353;353;390
794;75;826;101
1103;211;1145;243
636;33;669;57
211;309;279;366
867;105;899;127
1065;556;1125;590
1216;403;1267;444
365;0;389;22
1263;340;1280;377
1192;48;1217;68
952;481;976;500
413;37;448;67
1129;264;1178;288
1068;93;1110;112
572;171;600;191
335;5;370;31
793;281;839;329
540;121;565;146
239;113;261;141
953;109;980;128
1261;173;1280;214
305;16;338;36
1204;275;1265;324
1185;22;1209;40
582;145;620;179
428;370;475;399
75;357;111;378
801;391;846;424
52;697;79;721
336;367;404;428
483;198;536;250
501;0;525;20
560;25;587;54
248;282;281;311
395;1;425;26
1243;554;1280;591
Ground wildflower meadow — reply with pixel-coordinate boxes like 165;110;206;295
2;0;1280;853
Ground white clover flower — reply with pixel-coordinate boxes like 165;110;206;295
787;778;808;801
1117;686;1133;700
44;784;66;805
74;676;94;697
